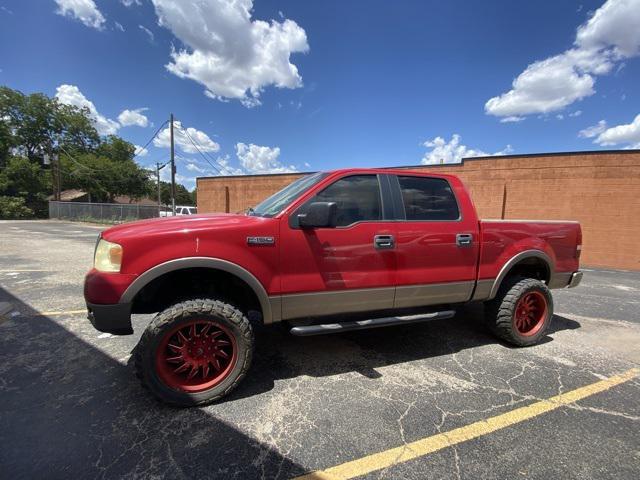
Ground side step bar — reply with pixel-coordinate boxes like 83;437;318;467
289;310;456;337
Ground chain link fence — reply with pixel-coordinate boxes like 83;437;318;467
49;201;164;223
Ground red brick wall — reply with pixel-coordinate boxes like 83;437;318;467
196;151;640;270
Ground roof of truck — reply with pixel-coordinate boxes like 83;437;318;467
323;167;458;180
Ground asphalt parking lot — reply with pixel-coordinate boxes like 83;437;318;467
1;220;639;479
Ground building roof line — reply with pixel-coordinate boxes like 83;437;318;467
196;148;640;180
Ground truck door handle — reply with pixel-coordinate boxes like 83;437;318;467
374;234;395;250
456;233;473;247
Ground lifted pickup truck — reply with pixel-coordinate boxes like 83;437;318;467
85;168;582;406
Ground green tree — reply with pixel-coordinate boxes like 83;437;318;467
95;135;136;162
159;181;195;206
60;152;152;203
0;87;99;161
0;196;33;219
0;118;13;168
0;156;50;216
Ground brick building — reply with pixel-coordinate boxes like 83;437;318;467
197;150;640;271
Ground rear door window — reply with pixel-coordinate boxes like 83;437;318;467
397;176;460;221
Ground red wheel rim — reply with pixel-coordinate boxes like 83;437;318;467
514;291;547;337
155;320;237;392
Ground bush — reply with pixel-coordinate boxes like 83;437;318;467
0;195;34;219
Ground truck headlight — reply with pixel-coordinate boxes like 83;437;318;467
94;239;123;273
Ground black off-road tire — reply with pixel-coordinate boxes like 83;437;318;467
134;298;253;407
484;277;553;347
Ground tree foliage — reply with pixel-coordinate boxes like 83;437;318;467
0;86;194;219
0;196;33;219
0;86;99;161
158;181;196;206
60;154;152;203
0;156;50;216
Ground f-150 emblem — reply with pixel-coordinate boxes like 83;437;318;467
247;236;275;246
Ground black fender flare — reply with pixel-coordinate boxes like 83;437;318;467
119;257;274;324
488;250;554;300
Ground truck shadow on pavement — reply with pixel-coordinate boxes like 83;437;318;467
233;305;581;400
0;287;307;479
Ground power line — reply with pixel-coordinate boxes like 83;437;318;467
58;144;110;173
57;144;154;186
133;119;169;159
175;123;238;176
175;124;225;175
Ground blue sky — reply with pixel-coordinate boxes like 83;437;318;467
1;0;639;190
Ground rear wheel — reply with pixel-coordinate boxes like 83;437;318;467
484;277;553;346
135;299;253;407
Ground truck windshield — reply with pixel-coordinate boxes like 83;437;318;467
249;172;326;217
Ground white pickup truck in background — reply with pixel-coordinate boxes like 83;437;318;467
159;206;197;217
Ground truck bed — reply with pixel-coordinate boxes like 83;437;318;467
478;219;582;286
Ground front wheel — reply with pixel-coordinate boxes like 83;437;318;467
484;277;553;346
134;299;253;407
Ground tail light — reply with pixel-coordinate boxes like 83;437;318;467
576;228;582;260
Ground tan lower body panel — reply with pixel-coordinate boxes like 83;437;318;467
394;281;475;309
280;287;395;321
276;280;485;321
471;279;495;301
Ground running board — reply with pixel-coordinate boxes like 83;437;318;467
289;310;456;337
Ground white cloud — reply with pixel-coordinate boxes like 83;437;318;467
159;166;196;190
216;155;244;175
115;21;125;32
486;0;640;119
569;110;583;117
121;0;141;6
139;25;155;43
578;120;607;138
54;0;105;30
134;145;148;157
174;155;244;180
185;162;205;173
55;84;119;135
235;143;296;173
500;116;525;123
153;121;220;153
150;0;309;107
593;113;640;147
421;134;513;165
575;0;640;57
118;108;149;127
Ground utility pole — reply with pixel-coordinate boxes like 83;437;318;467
170;113;176;216
54;153;61;201
45;153;55;201
48;151;61;201
156;162;163;217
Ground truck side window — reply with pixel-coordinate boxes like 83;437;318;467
312;175;382;227
397;176;460;221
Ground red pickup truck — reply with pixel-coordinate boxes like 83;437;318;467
85;168;582;406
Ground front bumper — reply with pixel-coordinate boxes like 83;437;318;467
87;302;133;335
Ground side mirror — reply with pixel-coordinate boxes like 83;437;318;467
298;202;337;228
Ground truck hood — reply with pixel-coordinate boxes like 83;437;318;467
102;213;265;243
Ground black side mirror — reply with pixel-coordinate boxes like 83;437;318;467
298;202;337;228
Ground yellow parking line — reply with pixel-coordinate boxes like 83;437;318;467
0;269;50;272
37;309;87;317
295;368;639;480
